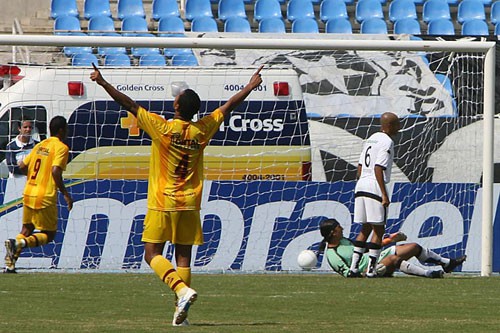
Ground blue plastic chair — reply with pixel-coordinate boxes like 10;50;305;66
158;16;186;35
360;17;388;33
139;54;168;66
83;0;112;20
172;53;199;66
457;0;486;24
422;0;451;23
461;19;490;35
287;0;315;22
320;0;348;23
258;17;286;32
185;0;214;21
131;33;161;57
355;0;384;23
224;17;252;32
54;16;81;33
393;18;421;34
72;53;99;66
121;16;149;35
491;1;500;25
254;0;283;22
152;0;180;21
325;18;353;33
104;54;132;66
51;0;79;19
191;16;219;31
97;33;127;56
88;15;116;35
291;18;319;33
117;0;146;20
218;0;247;21
61;32;93;57
388;0;417;22
427;18;455;35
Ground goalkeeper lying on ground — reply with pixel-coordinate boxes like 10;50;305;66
318;218;467;278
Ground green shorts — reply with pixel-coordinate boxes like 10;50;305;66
358;245;396;273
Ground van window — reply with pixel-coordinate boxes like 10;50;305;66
0;106;47;162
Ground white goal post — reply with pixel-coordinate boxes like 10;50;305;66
0;34;495;276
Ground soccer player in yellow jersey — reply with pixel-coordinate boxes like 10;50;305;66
91;63;263;326
4;116;73;273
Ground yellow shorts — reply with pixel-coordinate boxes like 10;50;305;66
23;205;58;232
142;209;203;245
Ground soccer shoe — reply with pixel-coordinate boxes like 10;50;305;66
347;270;362;278
443;255;467;273
390;232;408;243
428;270;444;279
174;287;197;325
3;267;17;274
4;239;18;269
172;311;190;327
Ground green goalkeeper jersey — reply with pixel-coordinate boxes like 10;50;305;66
325;237;369;277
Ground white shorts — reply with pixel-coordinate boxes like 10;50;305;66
353;178;387;225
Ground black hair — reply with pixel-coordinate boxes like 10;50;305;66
318;219;340;254
178;89;201;121
49;116;67;136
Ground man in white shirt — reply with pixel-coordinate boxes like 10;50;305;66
5;118;38;178
348;112;400;278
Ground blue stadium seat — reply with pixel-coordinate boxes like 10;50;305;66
218;0;247;21
88;15;116;35
254;0;283;22
131;33;161;57
291;18;319;32
172;53;199;66
191;16;219;32
117;0;146;20
54;16;81;33
427;18;455;35
355;0;384;23
360;17;388;33
152;0;180;21
457;0;486;24
61;32;93;57
185;0;214;21
121;16;149;35
51;0;79;19
158;16;186;35
258;17;286;32
461;19;489;35
325;18;353;33
422;0;451;23
393;18;421;34
224;17;252;32
104;54;132;66
491;1;500;25
388;0;417;22
83;0;112;20
164;45;194;58
97;33;127;56
320;0;348;23
139;54;168;66
72;53;99;66
287;0;315;22
495;22;500;35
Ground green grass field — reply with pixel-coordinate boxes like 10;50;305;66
0;272;499;332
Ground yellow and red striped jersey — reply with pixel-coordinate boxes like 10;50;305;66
22;136;69;209
136;106;224;211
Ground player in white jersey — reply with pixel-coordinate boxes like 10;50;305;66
348;112;400;278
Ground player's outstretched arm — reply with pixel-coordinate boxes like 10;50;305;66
90;63;140;116
219;65;264;117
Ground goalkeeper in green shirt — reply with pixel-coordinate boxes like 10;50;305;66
318;219;466;278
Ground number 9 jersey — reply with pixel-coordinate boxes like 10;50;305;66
23;137;69;209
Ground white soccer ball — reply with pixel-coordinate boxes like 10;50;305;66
297;250;318;270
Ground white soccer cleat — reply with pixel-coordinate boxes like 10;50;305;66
174;287;197;325
172;308;190;327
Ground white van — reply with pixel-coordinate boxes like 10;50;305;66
0;64;311;181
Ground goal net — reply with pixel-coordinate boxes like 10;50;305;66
0;33;495;275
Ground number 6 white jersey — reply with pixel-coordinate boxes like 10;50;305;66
357;132;394;190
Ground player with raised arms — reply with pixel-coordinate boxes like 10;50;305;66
90;63;263;326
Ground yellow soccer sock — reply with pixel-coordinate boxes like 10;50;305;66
177;266;191;287
24;233;49;248
150;255;187;294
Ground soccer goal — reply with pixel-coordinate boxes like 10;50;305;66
0;33;495;276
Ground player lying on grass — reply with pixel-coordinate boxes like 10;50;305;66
318;218;466;278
